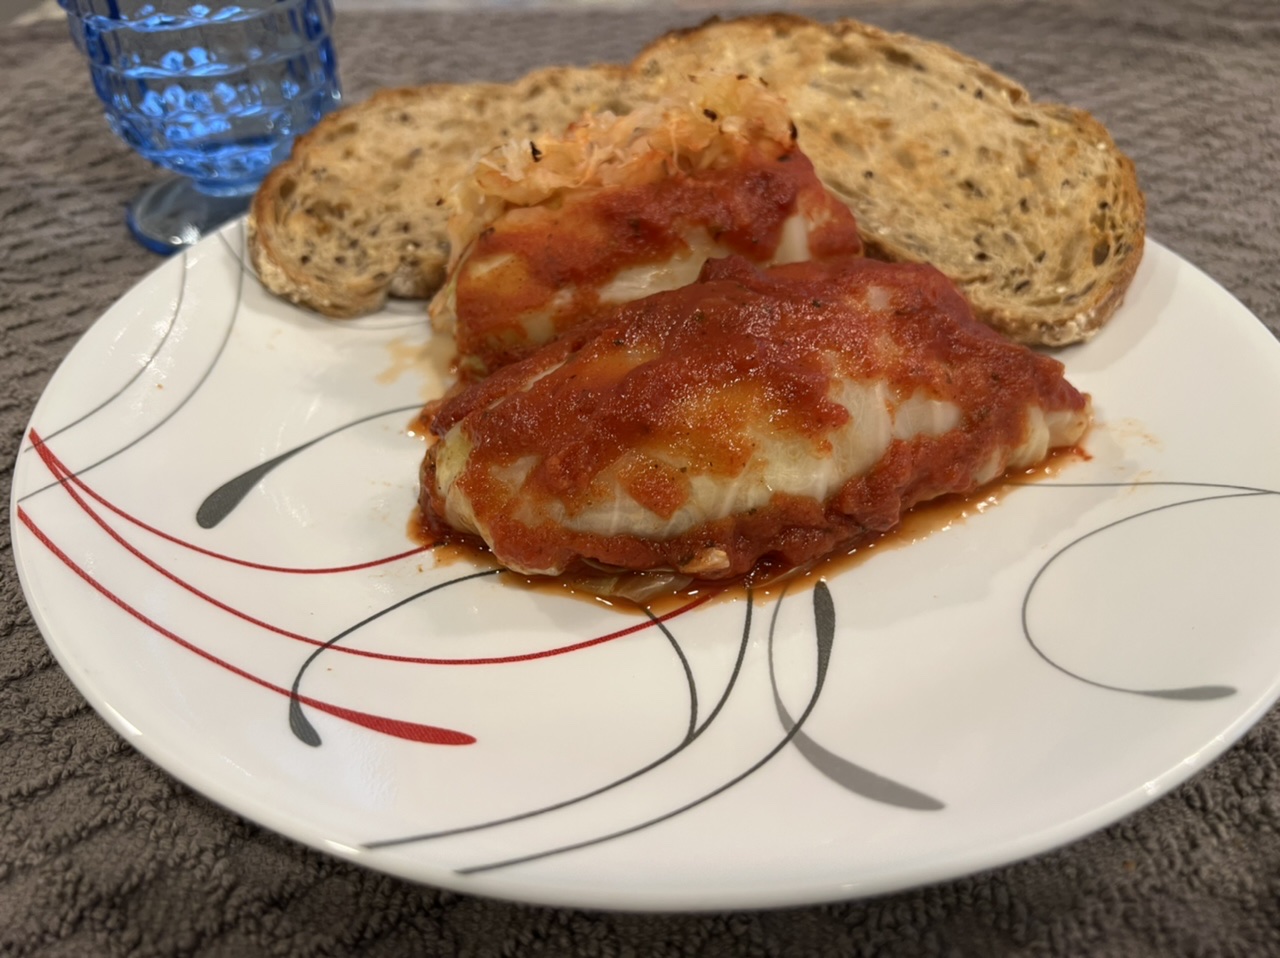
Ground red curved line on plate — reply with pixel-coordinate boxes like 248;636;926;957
27;428;430;574
25;429;715;664
16;506;474;746
405;599;717;665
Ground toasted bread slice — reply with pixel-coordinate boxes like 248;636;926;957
248;65;630;317
633;15;1145;346
248;15;1144;346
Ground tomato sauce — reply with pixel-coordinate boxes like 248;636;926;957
419;255;1089;584
453;144;863;374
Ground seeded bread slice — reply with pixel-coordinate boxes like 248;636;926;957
249;15;1144;346
633;14;1145;346
248;65;630;317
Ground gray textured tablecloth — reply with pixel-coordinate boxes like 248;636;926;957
3;1;1279;955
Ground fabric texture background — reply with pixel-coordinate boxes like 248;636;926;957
2;1;1279;955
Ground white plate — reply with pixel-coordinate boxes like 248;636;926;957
12;223;1280;911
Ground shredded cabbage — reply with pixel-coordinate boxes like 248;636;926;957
428;72;798;332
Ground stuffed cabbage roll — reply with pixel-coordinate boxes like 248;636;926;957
418;255;1090;582
429;73;864;377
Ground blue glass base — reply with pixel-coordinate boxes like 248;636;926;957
126;176;250;255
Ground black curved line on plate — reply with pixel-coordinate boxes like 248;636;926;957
1021;488;1271;700
452;584;833;876
196;403;424;528
289;568;503;747
767;584;945;811
1009;479;1279;496
216;226;252;276
646;606;699;743
362;593;754;850
18;241;246;504
24;252;186;449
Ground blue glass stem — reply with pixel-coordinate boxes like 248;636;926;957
126;175;250;254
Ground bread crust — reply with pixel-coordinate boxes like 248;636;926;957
247;15;1146;346
632;14;1147;347
248;85;473;316
248;71;629;318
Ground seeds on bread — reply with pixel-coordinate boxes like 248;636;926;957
633;15;1145;346
248;14;1144;346
248;66;629;317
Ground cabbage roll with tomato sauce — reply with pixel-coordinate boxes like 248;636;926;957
419;256;1091;582
429;74;863;377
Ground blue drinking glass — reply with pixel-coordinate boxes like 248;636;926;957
60;0;342;253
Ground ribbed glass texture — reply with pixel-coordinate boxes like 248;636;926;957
60;0;342;195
